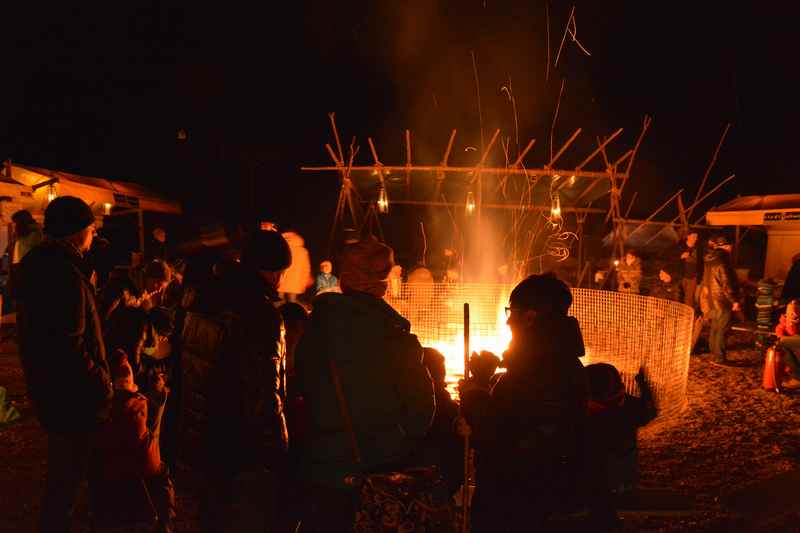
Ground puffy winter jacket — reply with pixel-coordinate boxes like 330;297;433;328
179;265;287;474
295;291;435;488
94;390;163;480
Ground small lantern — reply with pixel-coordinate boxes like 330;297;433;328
377;185;389;214
550;192;562;221
465;191;476;216
47;184;57;203
103;202;112;215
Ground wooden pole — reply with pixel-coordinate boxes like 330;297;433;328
548;128;581;168
687;122;731;221
328;113;345;166
643;174;735;246
442;129;457;167
512;138;536;168
363;199;604;213
626;189;684;240
461;303;471;533
302;164;627;180
576;128;623;170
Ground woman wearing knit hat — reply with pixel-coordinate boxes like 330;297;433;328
295;238;435;531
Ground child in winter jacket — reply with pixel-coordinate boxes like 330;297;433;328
776;299;799;337
90;350;176;531
584;363;657;529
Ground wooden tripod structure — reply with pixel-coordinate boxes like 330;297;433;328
302;114;736;282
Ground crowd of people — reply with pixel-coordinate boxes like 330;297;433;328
8;195;799;532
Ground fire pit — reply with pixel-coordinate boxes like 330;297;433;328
385;283;694;421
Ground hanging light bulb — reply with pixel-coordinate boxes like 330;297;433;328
377;185;389;214
465;191;476;216
550;191;562;222
47;183;57;202
103;202;112;215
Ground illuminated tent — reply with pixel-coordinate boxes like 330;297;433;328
706;194;800;280
0;162;181;257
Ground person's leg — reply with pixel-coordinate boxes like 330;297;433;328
710;308;732;361
39;432;90;533
779;336;800;379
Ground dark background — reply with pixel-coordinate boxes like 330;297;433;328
1;1;796;268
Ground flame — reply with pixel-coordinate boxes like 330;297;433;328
427;297;512;396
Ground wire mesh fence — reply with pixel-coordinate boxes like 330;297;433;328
385;282;693;421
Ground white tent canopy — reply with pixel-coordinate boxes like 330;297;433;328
706;194;800;279
0;162;181;256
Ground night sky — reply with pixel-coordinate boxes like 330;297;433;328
2;1;797;264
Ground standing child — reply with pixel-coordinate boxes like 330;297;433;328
91;351;176;531
584;363;657;530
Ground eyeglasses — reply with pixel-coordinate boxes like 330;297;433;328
504;307;517;319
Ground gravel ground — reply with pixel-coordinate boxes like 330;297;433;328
2;332;799;532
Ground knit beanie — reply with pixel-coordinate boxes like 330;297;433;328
338;238;394;298
240;230;292;272
509;273;572;315
44;196;95;238
110;350;138;393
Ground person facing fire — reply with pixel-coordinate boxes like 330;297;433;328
458;273;588;532
179;229;292;532
699;234;741;364
294;237;435;532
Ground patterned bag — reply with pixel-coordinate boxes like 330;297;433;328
329;361;456;532
347;467;456;533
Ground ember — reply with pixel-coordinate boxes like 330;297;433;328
386;283;694;421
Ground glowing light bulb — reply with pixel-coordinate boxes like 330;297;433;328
377;186;389;214
47;184;57;202
465;191;476;215
550;192;562;221
103;202;112;215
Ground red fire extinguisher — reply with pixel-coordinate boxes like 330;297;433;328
762;342;787;392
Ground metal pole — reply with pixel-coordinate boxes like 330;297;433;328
461;303;471;533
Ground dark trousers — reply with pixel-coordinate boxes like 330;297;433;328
301;484;355;533
39;432;90;533
779;336;800;379
681;278;697;309
709;307;732;359
200;468;282;533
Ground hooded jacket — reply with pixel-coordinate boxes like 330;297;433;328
295;291;435;488
179;264;287;474
464;315;588;477
17;239;112;433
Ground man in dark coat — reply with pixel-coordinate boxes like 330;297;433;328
460;273;589;532
179;229;291;532
17;196;113;532
699;234;741;363
677;231;702;308
295;238;435;532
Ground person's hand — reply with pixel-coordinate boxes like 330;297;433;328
681;251;690;260
732;301;741;312
469;351;500;386
458;378;486;396
454;416;472;438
